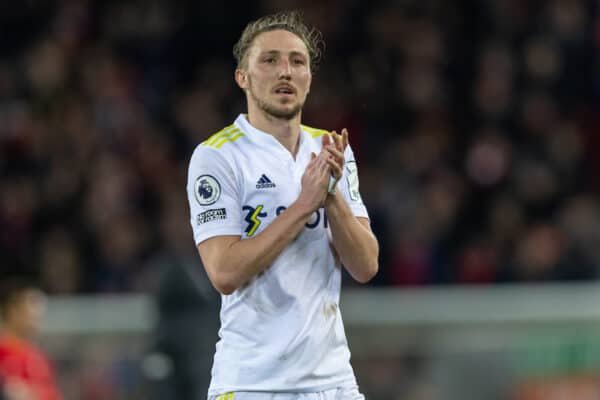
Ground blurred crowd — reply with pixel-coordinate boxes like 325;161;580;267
1;0;600;294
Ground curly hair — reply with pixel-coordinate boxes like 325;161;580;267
233;10;324;71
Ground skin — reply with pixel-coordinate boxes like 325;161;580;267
1;289;46;340
234;29;312;156
198;29;379;294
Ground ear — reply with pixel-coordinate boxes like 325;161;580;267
235;69;247;90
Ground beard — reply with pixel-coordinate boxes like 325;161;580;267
248;78;304;120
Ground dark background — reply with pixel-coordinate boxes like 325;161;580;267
1;0;600;293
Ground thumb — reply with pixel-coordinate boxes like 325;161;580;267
310;152;316;160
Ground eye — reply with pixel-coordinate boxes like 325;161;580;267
293;58;306;65
263;57;276;64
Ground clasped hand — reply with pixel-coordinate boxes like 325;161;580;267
322;128;348;187
299;129;349;211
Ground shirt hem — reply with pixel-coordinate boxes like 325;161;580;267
208;376;358;395
349;206;369;219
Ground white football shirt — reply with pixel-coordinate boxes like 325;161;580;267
186;114;369;395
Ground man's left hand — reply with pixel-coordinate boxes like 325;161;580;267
321;128;348;192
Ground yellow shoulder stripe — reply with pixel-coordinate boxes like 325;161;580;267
217;392;234;400
214;131;245;149
203;124;234;144
202;125;245;149
301;124;331;138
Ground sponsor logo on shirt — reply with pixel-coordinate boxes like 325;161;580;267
242;205;266;236
256;174;276;189
197;208;227;225
241;204;328;237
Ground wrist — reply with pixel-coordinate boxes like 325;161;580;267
324;188;341;210
289;198;318;221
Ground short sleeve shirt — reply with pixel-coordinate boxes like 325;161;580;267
186;114;368;394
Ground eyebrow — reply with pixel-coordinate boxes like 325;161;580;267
260;50;307;58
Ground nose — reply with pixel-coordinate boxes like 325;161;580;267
278;59;292;80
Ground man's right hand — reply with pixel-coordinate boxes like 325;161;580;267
198;150;335;295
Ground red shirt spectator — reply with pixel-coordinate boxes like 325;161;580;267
0;335;61;400
0;278;61;400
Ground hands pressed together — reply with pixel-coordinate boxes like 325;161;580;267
299;128;349;212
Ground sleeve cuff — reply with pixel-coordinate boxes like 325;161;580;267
194;225;242;245
349;204;369;220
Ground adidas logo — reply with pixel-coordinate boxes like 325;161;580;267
256;174;276;189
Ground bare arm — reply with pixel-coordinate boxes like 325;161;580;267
321;130;379;283
198;202;311;295
198;151;331;295
325;193;379;283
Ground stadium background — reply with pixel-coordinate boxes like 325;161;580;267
1;0;600;399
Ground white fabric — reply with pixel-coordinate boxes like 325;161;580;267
186;114;369;395
208;383;365;400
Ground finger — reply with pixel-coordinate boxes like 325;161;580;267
326;158;343;178
322;133;331;148
316;155;331;174
333;131;345;153
316;148;331;161
333;130;344;151
307;153;316;170
318;154;331;171
305;153;319;175
328;130;340;151
323;149;344;173
323;146;344;161
342;128;349;150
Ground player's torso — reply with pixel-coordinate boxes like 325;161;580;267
224;131;338;314
235;142;328;243
203;120;354;393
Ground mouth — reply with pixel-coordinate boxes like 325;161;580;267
273;85;296;95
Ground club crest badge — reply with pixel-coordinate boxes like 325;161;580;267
194;175;221;205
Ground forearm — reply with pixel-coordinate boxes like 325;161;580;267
325;190;379;283
216;200;313;292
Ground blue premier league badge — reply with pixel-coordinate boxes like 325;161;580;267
194;175;221;205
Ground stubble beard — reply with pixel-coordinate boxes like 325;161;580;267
248;79;304;121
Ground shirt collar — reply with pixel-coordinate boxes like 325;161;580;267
234;114;306;158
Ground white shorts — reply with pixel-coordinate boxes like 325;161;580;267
208;385;365;400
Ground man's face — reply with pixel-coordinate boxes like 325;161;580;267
238;29;312;120
7;289;46;338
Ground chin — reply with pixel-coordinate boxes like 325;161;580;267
263;103;302;120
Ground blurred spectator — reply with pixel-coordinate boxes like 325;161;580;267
0;277;61;400
142;253;220;399
141;189;220;399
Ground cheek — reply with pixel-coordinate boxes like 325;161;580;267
301;72;312;91
248;72;269;91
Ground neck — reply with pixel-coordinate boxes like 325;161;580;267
247;106;302;157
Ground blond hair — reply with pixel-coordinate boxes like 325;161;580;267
233;10;324;71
